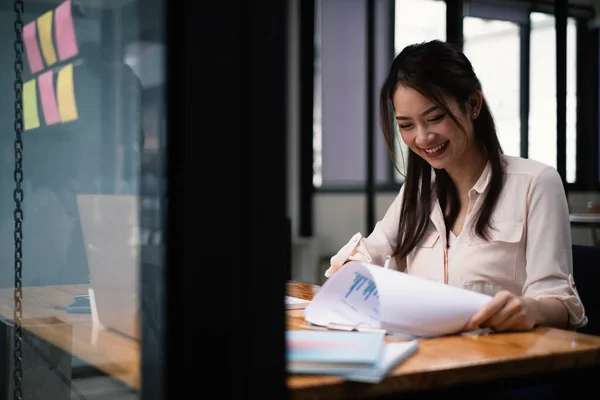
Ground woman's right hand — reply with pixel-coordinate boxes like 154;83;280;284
324;233;373;277
324;261;345;278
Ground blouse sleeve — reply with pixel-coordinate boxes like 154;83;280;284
324;185;406;278
522;166;587;330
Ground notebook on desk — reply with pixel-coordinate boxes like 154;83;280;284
76;194;140;341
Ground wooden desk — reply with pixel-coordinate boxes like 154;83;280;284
4;281;600;398
286;281;600;399
0;285;139;391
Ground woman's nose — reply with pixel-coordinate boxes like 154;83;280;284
415;126;435;147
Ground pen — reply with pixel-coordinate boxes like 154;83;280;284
383;255;391;269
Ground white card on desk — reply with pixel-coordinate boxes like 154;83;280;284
286;296;311;310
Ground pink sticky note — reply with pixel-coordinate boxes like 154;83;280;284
37;70;60;125
23;21;44;74
54;0;78;61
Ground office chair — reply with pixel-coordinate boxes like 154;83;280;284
572;244;600;336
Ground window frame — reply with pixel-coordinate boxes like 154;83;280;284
310;0;600;194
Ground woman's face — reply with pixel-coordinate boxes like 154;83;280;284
392;84;480;172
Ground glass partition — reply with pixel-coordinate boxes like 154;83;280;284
0;0;164;398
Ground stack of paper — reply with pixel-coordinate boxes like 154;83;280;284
286;330;418;383
304;261;491;338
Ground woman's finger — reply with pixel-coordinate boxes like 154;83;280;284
491;310;526;332
465;292;511;330
485;297;523;328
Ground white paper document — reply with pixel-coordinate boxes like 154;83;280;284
304;261;492;338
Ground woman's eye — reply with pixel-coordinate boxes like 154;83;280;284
428;114;445;122
399;123;413;130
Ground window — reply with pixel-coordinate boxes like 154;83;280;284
314;2;323;187
314;0;398;188
394;0;446;51
313;1;588;190
463;18;521;158
529;12;577;182
393;0;446;182
314;0;372;187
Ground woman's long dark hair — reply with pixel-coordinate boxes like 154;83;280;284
379;40;504;261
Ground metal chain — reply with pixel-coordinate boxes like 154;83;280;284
13;0;25;399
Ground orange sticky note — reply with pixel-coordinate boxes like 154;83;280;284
57;63;78;123
37;10;57;67
23;79;40;130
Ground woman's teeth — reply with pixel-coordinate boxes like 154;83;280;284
425;142;448;154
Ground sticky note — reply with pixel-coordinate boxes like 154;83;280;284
23;21;44;74
55;0;78;61
57;63;78;123
38;70;60;125
23;79;40;130
37;10;57;67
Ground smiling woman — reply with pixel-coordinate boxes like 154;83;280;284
324;40;586;335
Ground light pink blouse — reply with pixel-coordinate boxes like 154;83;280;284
325;155;587;330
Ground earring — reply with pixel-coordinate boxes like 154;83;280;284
473;112;477;118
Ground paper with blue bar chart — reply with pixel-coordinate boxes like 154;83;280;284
304;262;493;338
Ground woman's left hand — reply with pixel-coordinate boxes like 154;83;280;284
464;290;540;332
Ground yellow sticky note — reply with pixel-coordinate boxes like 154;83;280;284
57;63;78;123
23;79;40;130
37;10;57;66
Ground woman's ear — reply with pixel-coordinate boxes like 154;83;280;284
467;90;483;119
